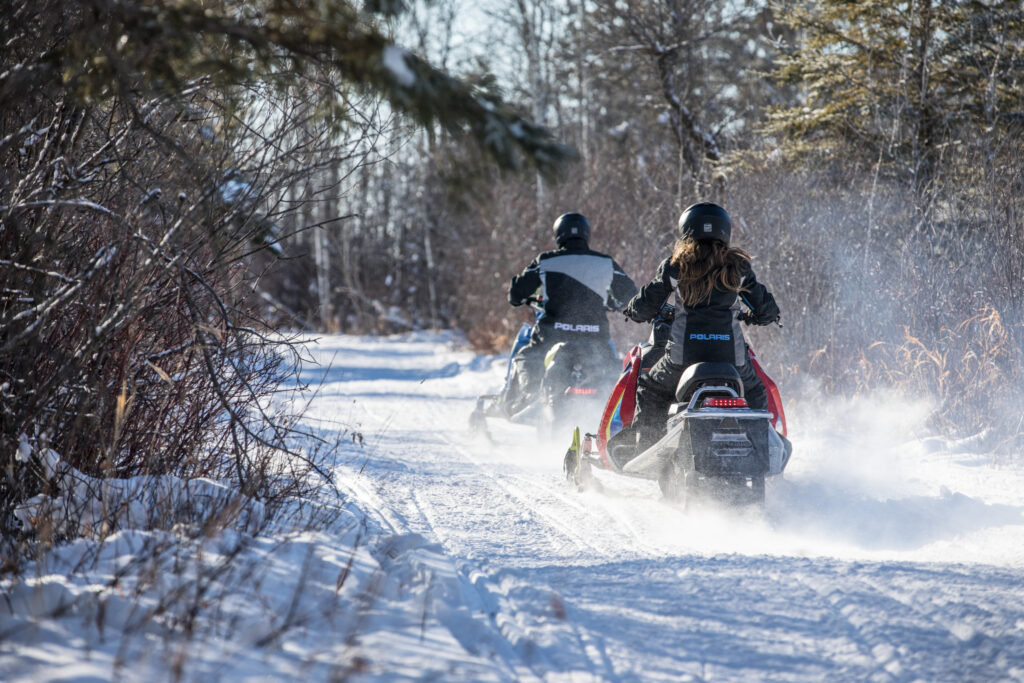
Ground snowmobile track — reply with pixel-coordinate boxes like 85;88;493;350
435;431;607;556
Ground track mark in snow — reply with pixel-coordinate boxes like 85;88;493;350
498;466;664;557
857;568;1024;681
434;432;609;557
408;487;476;559
793;565;1024;681
793;570;912;679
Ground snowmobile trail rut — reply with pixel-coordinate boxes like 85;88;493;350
305;333;1024;681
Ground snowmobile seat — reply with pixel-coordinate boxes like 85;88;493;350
675;362;743;403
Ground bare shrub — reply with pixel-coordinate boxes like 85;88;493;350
856;309;1024;453
1;88;294;540
1;64;344;562
724;133;1024;449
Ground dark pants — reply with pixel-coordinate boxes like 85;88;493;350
633;348;767;452
505;336;615;415
504;340;546;415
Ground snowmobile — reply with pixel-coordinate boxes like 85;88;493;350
563;305;791;507
470;298;619;440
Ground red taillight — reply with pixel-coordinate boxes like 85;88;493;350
567;387;598;395
701;397;748;408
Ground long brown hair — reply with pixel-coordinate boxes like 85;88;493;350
671;238;751;306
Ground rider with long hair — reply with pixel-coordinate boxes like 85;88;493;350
625;202;780;452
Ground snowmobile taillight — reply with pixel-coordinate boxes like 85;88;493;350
701;397;748;408
567;387;598;395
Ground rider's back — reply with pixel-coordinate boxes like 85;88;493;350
509;241;634;343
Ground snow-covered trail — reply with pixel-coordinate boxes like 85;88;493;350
301;333;1024;681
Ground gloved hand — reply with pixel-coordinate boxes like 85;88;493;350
740;302;781;326
753;312;781;326
751;303;781;325
623;304;649;323
657;302;676;322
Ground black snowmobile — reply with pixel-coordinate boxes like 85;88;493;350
470;298;619;440
563;305;791;507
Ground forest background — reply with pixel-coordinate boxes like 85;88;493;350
2;0;1023;549
261;0;1024;449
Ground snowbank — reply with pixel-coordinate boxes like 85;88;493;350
13;444;265;539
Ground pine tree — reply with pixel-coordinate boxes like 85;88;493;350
767;0;1024;193
1;0;573;178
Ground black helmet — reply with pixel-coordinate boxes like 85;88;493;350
552;212;591;247
678;202;731;244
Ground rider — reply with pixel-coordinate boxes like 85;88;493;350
624;201;780;452
505;212;637;416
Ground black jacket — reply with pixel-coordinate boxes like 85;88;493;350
625;257;779;366
509;239;637;346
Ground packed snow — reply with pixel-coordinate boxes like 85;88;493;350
3;332;1024;681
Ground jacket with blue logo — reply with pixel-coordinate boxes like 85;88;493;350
625;257;779;367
